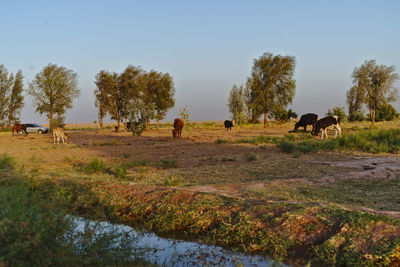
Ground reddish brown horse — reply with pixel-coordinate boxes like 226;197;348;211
172;118;184;138
12;124;28;136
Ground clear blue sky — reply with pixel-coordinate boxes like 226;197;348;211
1;0;399;123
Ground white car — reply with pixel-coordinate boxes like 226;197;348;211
25;123;50;134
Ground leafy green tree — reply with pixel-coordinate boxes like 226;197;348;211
247;53;296;128
119;65;143;128
228;84;246;124
29;63;80;130
145;70;175;129
7;70;24;126
326;107;347;121
0;65;14;126
347;60;399;125
140;70;175;129
94;70;112;130
100;71;123;132
374;103;399;122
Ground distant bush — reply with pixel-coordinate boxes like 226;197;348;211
159;159;178;169
348;112;365;122
374;103;399;122
327;107;347;121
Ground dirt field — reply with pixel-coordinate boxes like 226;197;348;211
3;121;400;216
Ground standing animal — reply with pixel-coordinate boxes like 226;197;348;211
53;127;69;144
224;120;234;131
172;118;184;138
12;124;28;136
294;113;318;132
312;115;342;139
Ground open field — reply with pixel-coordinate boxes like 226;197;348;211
2;120;400;265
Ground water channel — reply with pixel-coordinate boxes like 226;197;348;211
72;216;286;266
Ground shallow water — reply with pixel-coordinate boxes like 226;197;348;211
72;216;285;267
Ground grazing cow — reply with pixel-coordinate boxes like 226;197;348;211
224;120;234;131
53;127;69;144
172;118;184;138
12;124;28;136
312;115;342;139
294;113;318;132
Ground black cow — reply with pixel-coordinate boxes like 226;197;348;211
294;113;318;132
312;115;341;139
224;120;234;131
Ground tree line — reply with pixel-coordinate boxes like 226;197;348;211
229;54;399;126
1;56;398;131
0;63;175;134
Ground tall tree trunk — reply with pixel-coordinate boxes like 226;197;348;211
371;109;376;125
117;114;120;132
264;112;268;128
99;115;103;131
49;109;53;131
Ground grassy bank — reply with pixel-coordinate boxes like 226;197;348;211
0;154;155;267
22;168;400;266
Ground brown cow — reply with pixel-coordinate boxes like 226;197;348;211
172;118;184;138
12;124;28;136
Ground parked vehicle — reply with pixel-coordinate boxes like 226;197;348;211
25;123;50;134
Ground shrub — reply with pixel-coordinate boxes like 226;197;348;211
0;153;15;171
348;112;365;122
215;139;229;144
277;140;296;153
244;153;257;161
81;158;108;174
327;107;347;121
159;159;178;169
297;140;320;153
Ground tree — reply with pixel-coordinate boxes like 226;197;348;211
119;65;143;128
125;96;155;136
228;84;246;124
101;72;123;132
247;53;296;128
8;70;24;126
347;60;399;125
326;107;347;121
0;64;13;126
94;71;109;130
29;64;79;129
143;70;175;129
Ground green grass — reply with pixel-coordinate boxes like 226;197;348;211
277;128;400;154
